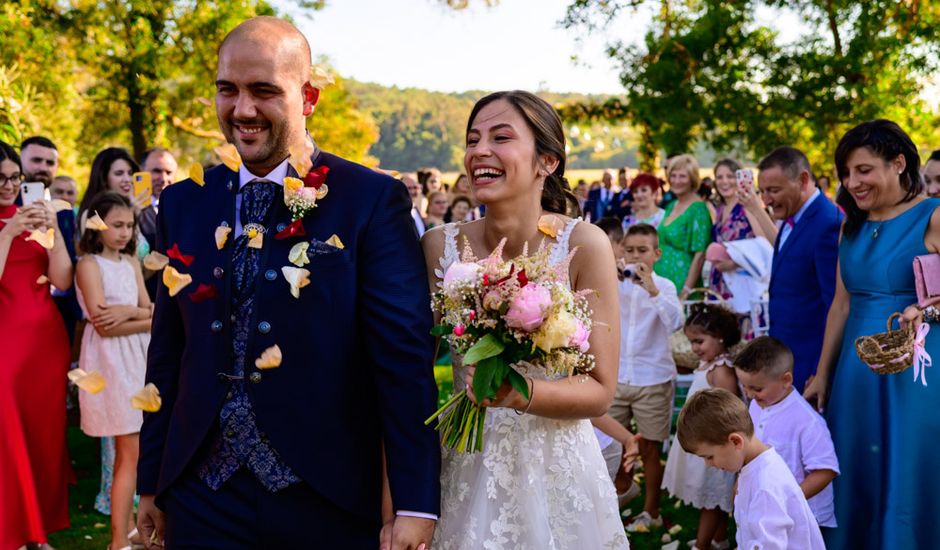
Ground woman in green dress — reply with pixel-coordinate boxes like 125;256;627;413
655;154;712;294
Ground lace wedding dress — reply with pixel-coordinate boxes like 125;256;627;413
431;220;630;550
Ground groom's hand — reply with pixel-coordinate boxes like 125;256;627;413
390;516;435;550
138;494;166;548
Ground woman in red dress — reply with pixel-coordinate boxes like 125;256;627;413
0;141;73;550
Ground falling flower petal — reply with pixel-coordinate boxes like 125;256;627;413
214;143;242;172
248;232;264;249
309;65;335;89
538;215;563;238
325;234;344;249
50;199;72;212
289;136;315;178
36;274;49;284
668;525;682;535
281;266;311;298
167;243;194;267
189;162;205;186
26;228;55;249
255;344;282;370
289;242;310;267
188;283;218;303
68;368;107;394
162;266;192;297
275;219;306;240
131;383;162;412
86;211;109;231
215;225;232;250
315;183;328;200
143;251;169;271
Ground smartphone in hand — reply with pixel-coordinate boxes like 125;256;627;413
20;182;46;206
735;169;755;192
132;172;153;208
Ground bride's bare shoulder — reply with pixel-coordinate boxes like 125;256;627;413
568;219;613;255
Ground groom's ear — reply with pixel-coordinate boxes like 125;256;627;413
302;83;320;117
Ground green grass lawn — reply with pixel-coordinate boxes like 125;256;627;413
51;370;726;549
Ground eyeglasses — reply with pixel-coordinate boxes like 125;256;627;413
0;173;24;186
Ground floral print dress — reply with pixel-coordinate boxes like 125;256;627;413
654;200;712;291
708;203;756;299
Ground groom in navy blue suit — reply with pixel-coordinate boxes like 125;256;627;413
759;147;842;392
137;17;440;549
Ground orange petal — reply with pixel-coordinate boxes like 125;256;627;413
86;211;109;231
255;344;282;370
281;266;310;298
538;215;563;238
142;251;169;271
36;274;49;284
284;176;304;194
68;368;107;394
213;143;242;172
130;383;162;412
189;162;205;186
215;225;232;250
315;183;329;200
325;234;344;249
248;232;264;249
50;199;72;212
162;265;192;297
26;228;55;249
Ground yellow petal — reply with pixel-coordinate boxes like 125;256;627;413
288;241;310;267
214;143;242;172
248;233;264;249
162;265;192;297
130;383;162;412
142;251;169;271
288;144;313;178
26;228;55;249
325;234;344;249
215;226;232;250
68;368;107;394
255;344;283;370
36;274;49;284
284;176;304;194
50;199;72;212
538;215;563;238
315;183;329;200
281;266;311;298
189;162;205;186
86;211;109;231
309;65;335;89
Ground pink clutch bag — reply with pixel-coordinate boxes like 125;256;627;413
913;254;940;308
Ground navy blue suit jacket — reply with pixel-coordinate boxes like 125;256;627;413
768;195;842;390
138;149;441;521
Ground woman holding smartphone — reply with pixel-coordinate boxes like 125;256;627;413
0;140;73;550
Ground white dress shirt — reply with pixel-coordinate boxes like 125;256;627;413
234;160;289;238
735;447;826;550
777;189;820;250
750;389;839;527
618;273;684;386
411;207;426;237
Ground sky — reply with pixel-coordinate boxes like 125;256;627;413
279;0;638;94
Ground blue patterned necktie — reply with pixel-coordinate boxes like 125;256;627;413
232;179;277;299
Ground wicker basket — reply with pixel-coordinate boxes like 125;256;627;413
854;312;915;375
671;287;725;370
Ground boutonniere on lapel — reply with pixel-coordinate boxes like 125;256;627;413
283;134;329;222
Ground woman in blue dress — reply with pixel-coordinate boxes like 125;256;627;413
805;119;940;549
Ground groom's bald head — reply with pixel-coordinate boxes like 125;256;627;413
219;16;312;84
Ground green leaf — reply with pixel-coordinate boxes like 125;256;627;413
462;333;505;365
472;356;501;402
431;324;453;337
508;369;529;400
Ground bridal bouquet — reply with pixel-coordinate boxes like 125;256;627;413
425;239;596;453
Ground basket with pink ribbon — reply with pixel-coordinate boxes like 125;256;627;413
854;312;932;385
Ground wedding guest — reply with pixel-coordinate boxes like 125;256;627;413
20;135;59;187
448;195;472;224
424;191;448;230
662;303;740;550
418;166;443;195
609;223;684;533
708;158;777;306
138;147;178;301
450;173;471;200
622;172;665;229
805;120;940;549
424;90;628;548
734;337;839;531
608;166;633;219
655;154;712;295
75;192;152;550
0;140;72;550
923;150;940;198
677;388;825;550
759;146;841;391
50;175;78;207
585;170;615;222
401;172;426;237
817;175;834;198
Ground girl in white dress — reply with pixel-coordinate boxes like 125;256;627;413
75;192;152;550
420;91;629;550
662;303;741;550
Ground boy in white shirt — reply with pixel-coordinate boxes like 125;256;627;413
733;336;839;530
677;388;825;550
599;220;684;529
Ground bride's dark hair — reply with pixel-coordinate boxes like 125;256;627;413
466;91;580;217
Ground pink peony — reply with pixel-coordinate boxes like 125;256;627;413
505;284;552;332
443;261;482;291
569;319;591;352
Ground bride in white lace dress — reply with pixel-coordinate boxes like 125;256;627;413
421;91;629;550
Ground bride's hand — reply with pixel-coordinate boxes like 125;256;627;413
464;364;527;409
